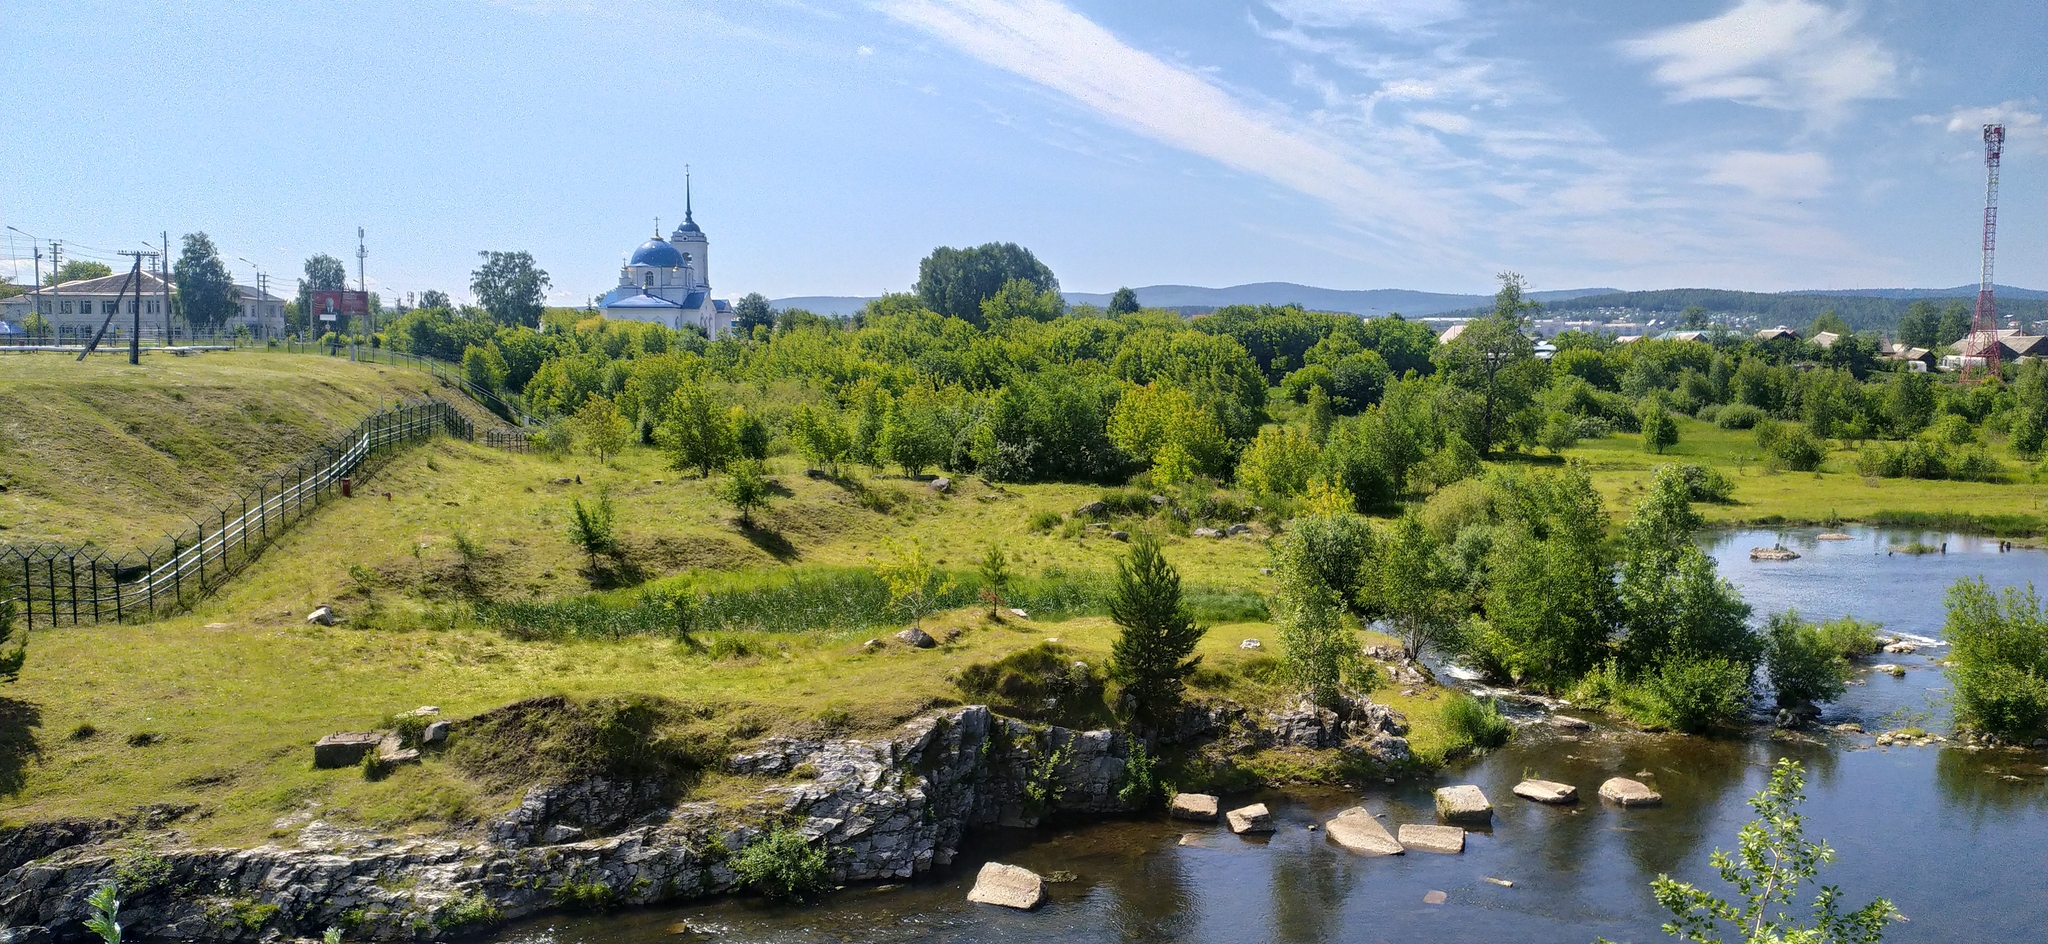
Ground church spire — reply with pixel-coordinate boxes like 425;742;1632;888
684;165;694;224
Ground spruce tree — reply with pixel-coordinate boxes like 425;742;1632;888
1108;535;1204;726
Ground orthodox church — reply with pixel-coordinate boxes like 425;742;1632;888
597;178;736;336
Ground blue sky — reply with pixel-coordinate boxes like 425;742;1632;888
1;0;2041;304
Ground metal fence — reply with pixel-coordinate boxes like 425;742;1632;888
323;343;535;428
1;399;473;628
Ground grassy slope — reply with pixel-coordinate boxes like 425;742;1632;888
0;351;482;548
1556;416;2048;532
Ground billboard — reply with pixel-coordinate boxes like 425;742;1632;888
309;290;369;321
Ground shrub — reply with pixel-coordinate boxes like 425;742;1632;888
1645;656;1753;733
1715;404;1764;429
1764;612;1850;707
1944;578;2048;742
551;872;617;911
1668;463;1734;503
567;490;618;557
731;826;831;901
718;459;772;527
1115;740;1160;809
1815;616;1883;658
954;642;1106;726
1759;423;1825;471
1440;693;1512;753
1026;509;1063;533
432;892;503;930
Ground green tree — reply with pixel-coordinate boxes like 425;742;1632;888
876;540;955;629
1107;286;1141;316
1807;310;1850;338
173;232;239;332
657;383;734;476
718;459;773;527
1375;512;1460;660
730;406;771;462
46;260;113;285
880;395;950;477
1599;759;1896;944
1642;401;1680;454
21;311;53;341
914;242;1058;325
567;489;618;559
462;344;508;392
1539;411;1581;454
734;292;774;335
1107;534;1205;726
295;253;348;327
470;250;551;327
980;278;1064;324
1235;425;1321;499
1895;300;1938;349
978;542;1012;617
1106;383;1226;476
572;394;632;465
1271;512;1376;704
1432;273;1542;456
1681;304;1710;329
419;289;452;310
1943;577;2048;742
1764;611;1850;708
789;405;853;474
1934;301;1972;347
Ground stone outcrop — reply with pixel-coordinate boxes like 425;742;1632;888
1511;779;1578;804
1598;777;1663;807
1169;793;1219;822
312;732;383;769
1225;803;1273;834
0;707;1138;942
1325;808;1403;856
966;862;1045;910
1433;785;1492;824
1396;824;1464;854
897;627;937;648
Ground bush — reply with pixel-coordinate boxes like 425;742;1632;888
567;490;618;557
954;642;1107;727
1026;509;1063;533
1760;424;1825;472
1645;656;1753;733
1440;693;1512;753
1816;616;1883;658
731;826;831;900
1944;577;2048;742
1115;740;1160;808
1715;404;1765;429
1764;612;1850;707
1668;463;1734;503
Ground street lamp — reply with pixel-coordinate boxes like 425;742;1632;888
238;257;268;341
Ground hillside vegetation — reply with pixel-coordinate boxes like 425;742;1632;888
0;352;481;548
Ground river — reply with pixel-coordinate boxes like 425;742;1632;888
495;527;2048;944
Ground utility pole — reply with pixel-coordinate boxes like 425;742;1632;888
78;252;144;362
161;232;171;347
356;226;369;334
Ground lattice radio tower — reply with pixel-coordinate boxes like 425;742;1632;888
1968;123;2004;380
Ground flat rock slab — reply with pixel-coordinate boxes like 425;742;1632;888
1225;803;1274;834
1170;793;1220;822
1599;777;1663;807
1397;824;1465;854
967;862;1046;910
1326;807;1403;856
1512;779;1579;804
1434;784;1493;823
1549;715;1592;731
313;732;383;769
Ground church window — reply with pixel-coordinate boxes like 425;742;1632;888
643;271;654;288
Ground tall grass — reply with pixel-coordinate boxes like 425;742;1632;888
474;564;1267;641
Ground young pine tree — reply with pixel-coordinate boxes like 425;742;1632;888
1108;535;1205;726
977;542;1012;618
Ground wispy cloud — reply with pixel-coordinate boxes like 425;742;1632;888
1914;101;2046;155
876;0;1448;243
1262;0;1465;32
1703;150;1832;199
1620;0;1897;128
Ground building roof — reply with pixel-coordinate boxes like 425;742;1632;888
628;239;687;269
45;271;172;294
605;291;684;310
1662;330;1706;342
1438;323;1466;343
1809;331;1841;348
1755;327;1798;341
2000;335;2048;358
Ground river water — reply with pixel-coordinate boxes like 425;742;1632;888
497;528;2048;944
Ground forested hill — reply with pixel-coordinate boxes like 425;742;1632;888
1525;289;2048;331
777;284;1617;318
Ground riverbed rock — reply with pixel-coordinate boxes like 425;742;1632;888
1433;785;1493;824
966;862;1046;910
1816;532;1853;541
1599;777;1663;807
896;627;937;649
1511;779;1578;804
1397;824;1465;854
1169;793;1220;822
1325;807;1403;856
1883;641;1920;654
312;732;382;769
1750;546;1800;561
1549;715;1593;731
1225;803;1274;834
1874;663;1906;677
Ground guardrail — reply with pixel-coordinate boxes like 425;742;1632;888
2;399;473;628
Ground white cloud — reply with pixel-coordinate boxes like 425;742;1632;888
857;44;875;55
1620;0;1897;127
1262;0;1464;32
877;0;1448;240
1703;150;1833;199
1407;109;1472;134
1915;101;2045;154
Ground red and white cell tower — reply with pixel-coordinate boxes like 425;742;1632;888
1968;123;2004;379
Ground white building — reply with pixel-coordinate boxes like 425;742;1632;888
597;181;735;336
0;271;286;340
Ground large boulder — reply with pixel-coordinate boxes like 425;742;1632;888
967;862;1046;910
306;605;337;626
1325;807;1403;856
1192;527;1224;539
1169;793;1220;822
1511;779;1578;804
1075;501;1108;517
1433;785;1493;824
313;732;383;769
1599;777;1663;807
1396;824;1465;854
1264;700;1341;749
897;627;937;649
1225;803;1274;834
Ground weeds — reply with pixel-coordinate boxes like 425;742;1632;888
730;826;831;901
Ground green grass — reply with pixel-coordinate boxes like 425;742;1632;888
1553;417;2048;536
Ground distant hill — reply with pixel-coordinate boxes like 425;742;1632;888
1791;285;2048;301
1522;288;2048;332
774;283;1618;318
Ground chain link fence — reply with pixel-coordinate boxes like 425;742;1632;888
2;399;474;628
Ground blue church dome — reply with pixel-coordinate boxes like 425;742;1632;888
629;239;685;268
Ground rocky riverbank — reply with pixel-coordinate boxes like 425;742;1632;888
0;698;1411;943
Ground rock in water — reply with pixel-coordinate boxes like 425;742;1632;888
1549;715;1593;731
1423;890;1448;905
1599;777;1663;807
1434;785;1493;823
1325;807;1403;856
896;627;937;649
967;862;1046;910
1750;546;1800;561
1225;803;1274;834
1397;824;1465;854
1511;779;1578;804
1170;793;1220;822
